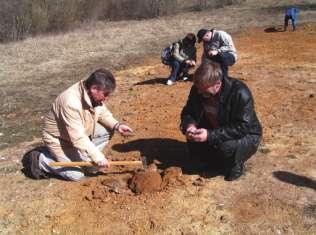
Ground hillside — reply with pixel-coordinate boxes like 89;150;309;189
0;1;315;234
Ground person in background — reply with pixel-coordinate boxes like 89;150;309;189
197;28;237;77
284;7;299;31
166;33;197;86
180;62;262;181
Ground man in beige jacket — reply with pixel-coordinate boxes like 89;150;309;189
39;68;133;181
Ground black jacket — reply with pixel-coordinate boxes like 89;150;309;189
181;76;262;146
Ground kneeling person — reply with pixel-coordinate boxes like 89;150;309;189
40;68;133;181
180;62;262;181
166;33;197;85
197;28;237;77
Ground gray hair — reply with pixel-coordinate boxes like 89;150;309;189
85;68;116;93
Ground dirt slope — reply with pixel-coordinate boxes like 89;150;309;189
0;23;315;234
1;1;316;150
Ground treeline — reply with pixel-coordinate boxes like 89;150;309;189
0;0;243;42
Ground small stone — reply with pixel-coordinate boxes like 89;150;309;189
147;163;158;172
193;177;205;186
85;194;93;201
81;181;92;187
219;215;228;223
216;203;224;210
286;154;297;159
259;147;271;154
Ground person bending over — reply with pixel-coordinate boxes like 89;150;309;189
180;62;262;181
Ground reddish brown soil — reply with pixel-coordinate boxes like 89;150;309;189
129;170;162;194
0;23;315;234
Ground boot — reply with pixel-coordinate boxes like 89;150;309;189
224;162;244;181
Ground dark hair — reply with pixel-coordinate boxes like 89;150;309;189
197;28;208;43
193;61;222;87
85;68;116;93
183;33;196;45
197;28;215;43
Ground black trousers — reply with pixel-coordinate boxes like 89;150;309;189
284;15;296;31
205;52;236;77
187;134;261;170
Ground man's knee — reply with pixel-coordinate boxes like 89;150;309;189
222;53;236;67
219;136;260;163
219;140;237;159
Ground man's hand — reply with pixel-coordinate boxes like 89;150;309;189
185;124;197;140
185;60;196;66
190;128;208;142
95;158;109;171
208;50;219;57
117;124;134;136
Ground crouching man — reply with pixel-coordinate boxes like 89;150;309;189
180;62;262;181
39;68;133;181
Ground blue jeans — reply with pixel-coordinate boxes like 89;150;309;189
168;60;190;82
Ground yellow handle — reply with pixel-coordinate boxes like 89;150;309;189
49;160;142;167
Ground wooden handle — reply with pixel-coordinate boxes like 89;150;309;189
110;161;142;166
49;160;143;167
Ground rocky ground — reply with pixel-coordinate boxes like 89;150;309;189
0;22;315;234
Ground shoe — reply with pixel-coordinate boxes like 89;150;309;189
182;76;189;81
224;163;243;181
166;80;174;86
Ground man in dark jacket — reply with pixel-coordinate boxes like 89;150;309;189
180;62;262;181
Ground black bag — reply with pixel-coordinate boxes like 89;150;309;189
21;146;49;179
161;43;174;65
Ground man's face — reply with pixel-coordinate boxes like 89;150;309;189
197;81;222;98
88;85;110;106
202;31;213;42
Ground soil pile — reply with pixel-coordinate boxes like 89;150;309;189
129;166;184;194
84;176;133;202
161;166;183;188
129;170;162;194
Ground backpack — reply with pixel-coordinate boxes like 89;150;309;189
21;146;49;179
161;43;175;65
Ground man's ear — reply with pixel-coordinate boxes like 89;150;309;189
89;85;99;93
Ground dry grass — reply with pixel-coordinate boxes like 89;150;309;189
0;2;315;232
0;0;315;149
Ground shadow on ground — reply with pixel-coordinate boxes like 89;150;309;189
264;26;284;33
273;171;316;191
112;138;223;177
134;74;193;86
134;77;167;85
